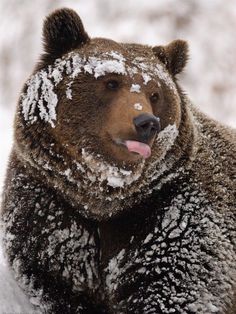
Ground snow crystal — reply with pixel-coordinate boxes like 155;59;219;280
130;84;141;93
107;51;126;62
66;82;72;100
21;64;60;127
134;103;143;111
51;68;63;84
106;248;126;293
206;303;219;312
154;63;176;91
85;56;126;79
133;57;176;92
70;51;127;79
81;148;144;189
107;176;126;188
156;124;179;152
75;162;86;173
137;267;146;274
143;233;153;244
71;54;83;78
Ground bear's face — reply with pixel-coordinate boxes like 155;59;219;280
52;39;182;166
15;9;189;219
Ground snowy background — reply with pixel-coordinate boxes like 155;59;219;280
0;0;236;312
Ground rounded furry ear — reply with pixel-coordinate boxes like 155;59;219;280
153;40;189;76
43;8;89;58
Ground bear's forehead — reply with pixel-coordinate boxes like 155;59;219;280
63;38;176;89
82;38;155;60
75;38;158;69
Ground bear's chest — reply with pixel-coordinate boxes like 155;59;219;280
91;182;234;313
3;169;235;313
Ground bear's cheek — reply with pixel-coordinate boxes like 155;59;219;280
49;97;103;157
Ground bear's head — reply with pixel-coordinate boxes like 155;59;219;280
15;8;193;220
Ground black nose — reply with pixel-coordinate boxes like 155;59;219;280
133;113;161;142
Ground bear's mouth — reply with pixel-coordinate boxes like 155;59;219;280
114;139;151;159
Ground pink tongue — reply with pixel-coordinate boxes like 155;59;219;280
125;140;151;159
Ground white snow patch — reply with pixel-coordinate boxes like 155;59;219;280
81;148;144;188
154;63;176;91
106;248;126;293
70;51;127;79
143;233;153;244
207;302;219;312
134;103;143;111
156;124;179;152
85;56;126;79
21;66;60;128
66;82;73;100
130;84;141;93
133;57;176;92
142;73;152;85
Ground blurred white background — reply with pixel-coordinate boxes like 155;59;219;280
1;0;236;194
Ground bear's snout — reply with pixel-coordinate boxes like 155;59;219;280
98;88;161;162
134;113;161;143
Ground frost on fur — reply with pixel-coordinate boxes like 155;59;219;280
21;50;176;128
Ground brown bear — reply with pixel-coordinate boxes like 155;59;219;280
1;7;236;314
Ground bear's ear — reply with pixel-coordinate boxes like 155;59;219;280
152;40;188;76
42;8;90;59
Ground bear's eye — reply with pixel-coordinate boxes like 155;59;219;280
150;92;160;104
106;80;120;91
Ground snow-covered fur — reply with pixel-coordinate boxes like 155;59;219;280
1;8;236;314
